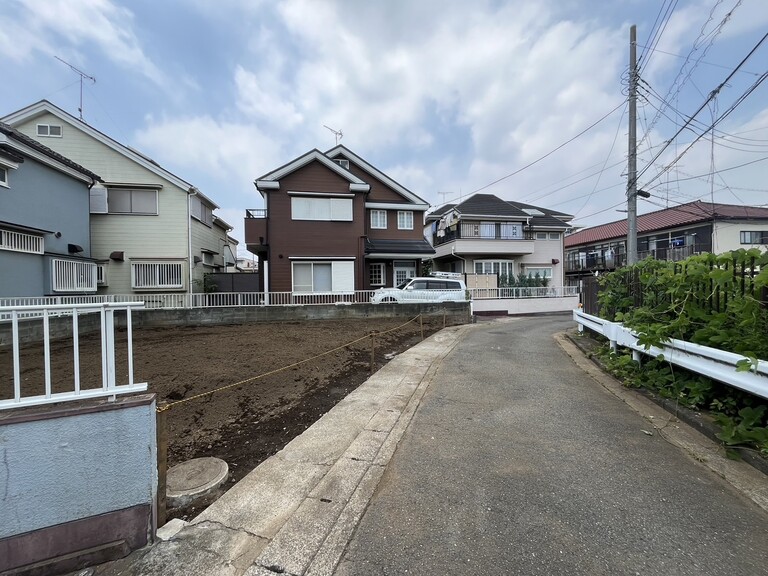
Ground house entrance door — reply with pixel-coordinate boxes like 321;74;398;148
393;261;417;285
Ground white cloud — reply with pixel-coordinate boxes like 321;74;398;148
4;0;165;87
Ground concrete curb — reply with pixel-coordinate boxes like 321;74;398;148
95;325;473;576
554;331;768;514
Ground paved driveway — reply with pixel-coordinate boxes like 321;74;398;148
336;314;768;575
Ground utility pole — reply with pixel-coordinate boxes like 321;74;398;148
627;24;638;265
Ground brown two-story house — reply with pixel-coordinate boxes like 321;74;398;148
245;146;434;293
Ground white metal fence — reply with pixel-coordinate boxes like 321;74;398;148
0;286;576;313
573;309;768;400
0;302;148;410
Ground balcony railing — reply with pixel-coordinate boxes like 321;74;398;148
434;223;534;246
565;244;709;273
246;209;267;218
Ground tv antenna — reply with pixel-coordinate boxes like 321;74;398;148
437;191;451;206
55;56;96;121
323;124;343;146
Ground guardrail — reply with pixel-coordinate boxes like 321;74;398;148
573;309;768;400
1;302;148;410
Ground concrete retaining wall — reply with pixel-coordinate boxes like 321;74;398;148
1;303;472;347
473;296;579;316
0;394;157;573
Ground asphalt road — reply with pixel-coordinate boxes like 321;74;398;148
335;314;768;576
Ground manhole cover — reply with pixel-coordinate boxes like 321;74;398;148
167;457;229;508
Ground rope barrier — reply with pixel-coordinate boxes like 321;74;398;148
156;314;426;413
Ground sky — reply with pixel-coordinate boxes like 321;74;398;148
2;0;767;255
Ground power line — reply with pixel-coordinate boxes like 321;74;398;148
464;100;627;197
636;44;761;76
634;31;768;189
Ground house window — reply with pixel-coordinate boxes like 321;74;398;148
202;251;215;266
500;223;522;239
480;222;495;238
371;210;387;229
549;232;560;240
536;232;548;240
291;196;353;221
740;231;768;244
36;124;63;138
523;267;552;279
96;263;108;286
292;260;354;293
0;166;7;187
0;228;44;254
191;196;213;226
132;261;184;289
474;260;514;278
394;261;416;284
51;259;97;292
397;211;413;230
369;263;385;286
109;188;158;214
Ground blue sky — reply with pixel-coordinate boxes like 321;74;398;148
2;0;767;254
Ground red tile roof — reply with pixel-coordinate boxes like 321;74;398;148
565;201;768;247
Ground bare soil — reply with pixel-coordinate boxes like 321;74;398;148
0;315;457;520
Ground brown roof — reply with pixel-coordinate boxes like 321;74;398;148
565;200;768;247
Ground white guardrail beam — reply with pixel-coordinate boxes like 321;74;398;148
573;309;768;400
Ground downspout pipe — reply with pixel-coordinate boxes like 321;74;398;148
188;187;198;295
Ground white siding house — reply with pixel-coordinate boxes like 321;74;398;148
3;101;232;294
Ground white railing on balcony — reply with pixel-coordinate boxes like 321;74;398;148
1;302;148;410
573;309;768;400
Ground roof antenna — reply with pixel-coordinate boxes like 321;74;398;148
323;125;343;146
55;56;96;121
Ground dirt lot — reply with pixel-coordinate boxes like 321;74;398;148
0;314;459;519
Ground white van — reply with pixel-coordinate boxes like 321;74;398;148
370;275;468;303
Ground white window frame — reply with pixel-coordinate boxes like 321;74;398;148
370;210;387;229
36;124;63;138
397;211;413;230
474;260;515;277
369;262;385;286
536;232;548;240
96;262;108;286
202;251;215;266
291;196;353;221
51;259;97;293
131;261;185;290
291;260;355;293
0;228;44;254
0;166;7;187
549;232;560;240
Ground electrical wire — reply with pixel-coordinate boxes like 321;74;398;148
462;100;627;198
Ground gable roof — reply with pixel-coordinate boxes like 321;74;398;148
564;200;768;247
326;144;429;209
2;100;218;207
0;121;101;183
254;148;370;195
454;194;529;218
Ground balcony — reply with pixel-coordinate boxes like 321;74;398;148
565;243;708;274
244;209;268;253
432;222;535;258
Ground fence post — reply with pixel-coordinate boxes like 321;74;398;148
443;308;446;329
370;331;376;374
420;314;424;340
156;407;168;531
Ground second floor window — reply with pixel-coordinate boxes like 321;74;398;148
371;210;387;229
740;231;768;244
397;211;413;230
291;196;353;221
90;187;158;215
